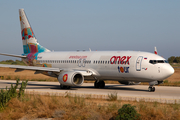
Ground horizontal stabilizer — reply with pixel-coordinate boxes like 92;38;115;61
0;53;26;58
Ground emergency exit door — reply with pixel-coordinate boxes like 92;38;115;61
136;56;143;71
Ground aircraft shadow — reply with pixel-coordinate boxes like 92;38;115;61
51;84;148;92
0;81;148;92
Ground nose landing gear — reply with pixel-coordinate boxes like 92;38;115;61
148;86;155;92
148;81;158;92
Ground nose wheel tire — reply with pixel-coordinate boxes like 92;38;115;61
148;87;155;92
94;80;105;88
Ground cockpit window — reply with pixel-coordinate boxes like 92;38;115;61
149;60;168;64
157;60;164;63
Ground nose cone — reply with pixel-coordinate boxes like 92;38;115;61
169;66;175;75
164;64;174;78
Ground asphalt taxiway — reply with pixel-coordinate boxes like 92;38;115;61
0;80;179;103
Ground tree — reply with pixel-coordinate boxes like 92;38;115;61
168;56;176;63
174;57;180;63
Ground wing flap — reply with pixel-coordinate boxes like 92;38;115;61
0;64;61;72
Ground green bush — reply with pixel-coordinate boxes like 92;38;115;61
115;104;141;120
168;56;180;63
0;79;28;109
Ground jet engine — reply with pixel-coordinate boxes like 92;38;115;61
58;71;84;86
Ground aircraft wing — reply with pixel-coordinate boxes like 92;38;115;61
0;53;26;58
0;64;61;72
0;64;94;77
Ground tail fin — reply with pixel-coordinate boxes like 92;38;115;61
154;46;158;55
19;9;50;55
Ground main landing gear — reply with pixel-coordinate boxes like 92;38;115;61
60;84;71;89
94;80;105;88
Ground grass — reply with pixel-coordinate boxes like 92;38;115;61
108;92;118;101
0;93;180;120
0;60;26;66
170;63;180;67
0;80;178;120
0;75;57;82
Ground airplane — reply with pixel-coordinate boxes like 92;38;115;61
0;9;174;92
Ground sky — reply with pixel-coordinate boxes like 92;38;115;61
0;0;180;60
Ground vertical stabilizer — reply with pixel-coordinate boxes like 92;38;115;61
154;46;158;55
19;9;50;55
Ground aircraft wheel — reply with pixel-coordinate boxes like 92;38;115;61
66;86;71;89
148;87;155;92
60;84;71;89
148;87;152;92
152;87;155;92
99;81;105;88
94;80;99;88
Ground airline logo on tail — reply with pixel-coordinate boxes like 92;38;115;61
21;27;35;40
19;9;50;56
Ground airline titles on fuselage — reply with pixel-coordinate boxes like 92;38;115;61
110;56;131;65
69;55;87;59
118;66;129;73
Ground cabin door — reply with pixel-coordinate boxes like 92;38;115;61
136;56;143;71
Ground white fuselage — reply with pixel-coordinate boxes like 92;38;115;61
35;50;174;83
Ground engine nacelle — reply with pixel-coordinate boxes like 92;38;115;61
58;71;84;86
